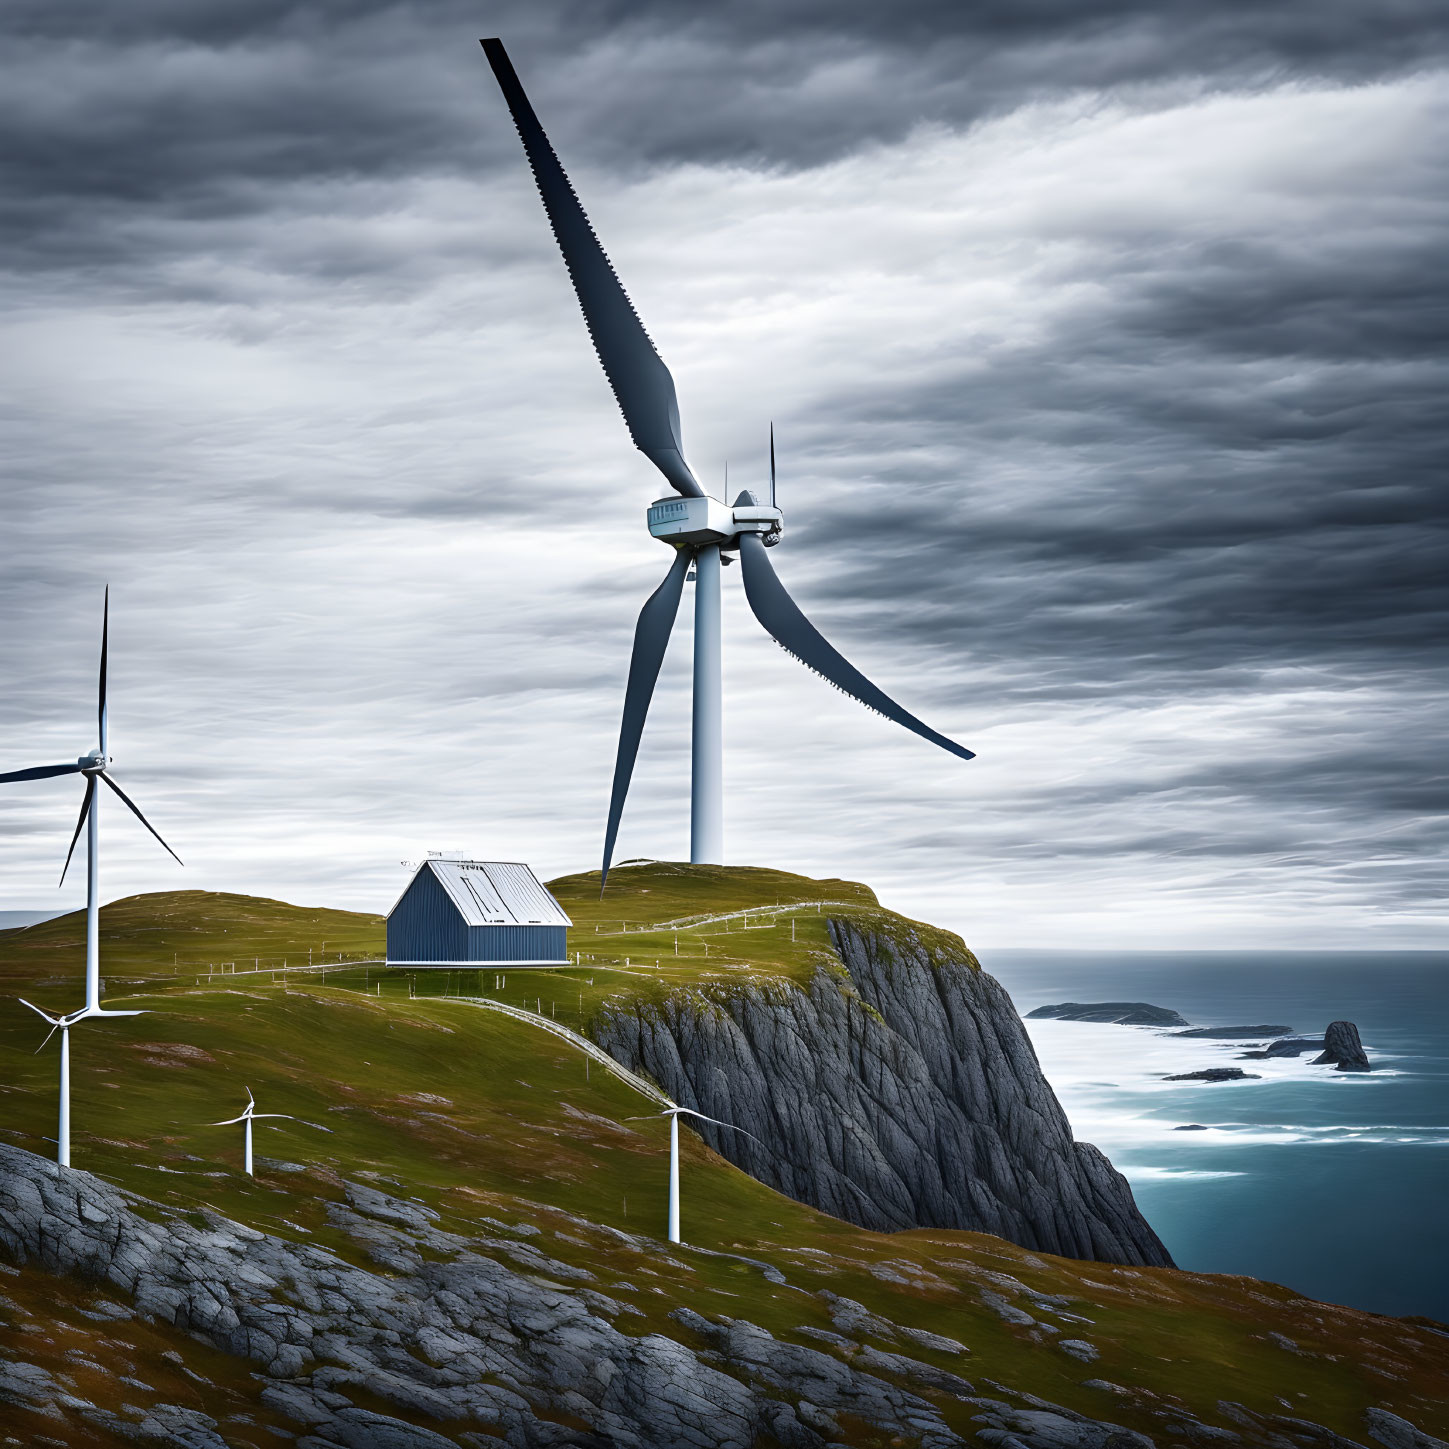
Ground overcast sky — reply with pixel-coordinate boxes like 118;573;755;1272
0;0;1445;949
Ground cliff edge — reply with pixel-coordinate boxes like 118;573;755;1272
592;913;1172;1268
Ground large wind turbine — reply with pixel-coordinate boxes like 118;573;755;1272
481;41;974;886
2;590;182;1165
630;1104;758;1246
209;1087;294;1177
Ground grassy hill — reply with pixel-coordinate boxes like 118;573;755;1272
0;874;1443;1447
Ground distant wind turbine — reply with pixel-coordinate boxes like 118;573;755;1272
630;1104;759;1245
1;589;183;1166
480;40;975;890
210;1087;294;1177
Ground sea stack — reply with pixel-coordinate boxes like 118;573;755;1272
1313;1020;1372;1071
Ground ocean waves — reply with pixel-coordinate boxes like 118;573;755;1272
987;950;1448;1317
1016;1018;1443;1152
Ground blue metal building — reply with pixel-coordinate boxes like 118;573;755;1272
386;858;571;966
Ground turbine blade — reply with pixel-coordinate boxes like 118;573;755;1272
479;39;704;500
673;1106;763;1144
601;548;693;891
736;531;975;763
98;586;109;754
19;999;64;1054
0;763;83;784
210;1114;249;1126
18;997;63;1027
58;777;96;887
251;1113;294;1120
88;1007;147;1018
769;424;776;509
98;772;183;866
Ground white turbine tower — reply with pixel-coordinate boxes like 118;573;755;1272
1;590;183;1166
481;40;976;889
210;1087;294;1177
630;1104;758;1245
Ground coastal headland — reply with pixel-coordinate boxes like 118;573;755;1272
0;868;1443;1447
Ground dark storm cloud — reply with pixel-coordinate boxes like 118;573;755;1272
789;171;1449;696
4;0;1448;272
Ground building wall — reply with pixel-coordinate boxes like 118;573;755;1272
464;924;567;963
387;866;467;962
387;869;568;964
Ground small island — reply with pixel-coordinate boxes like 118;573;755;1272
1164;1067;1261;1083
1023;1003;1373;1072
1172;1024;1294;1039
1026;1001;1190;1026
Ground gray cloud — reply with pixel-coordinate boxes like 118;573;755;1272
0;0;1444;948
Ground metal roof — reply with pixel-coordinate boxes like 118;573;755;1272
393;859;571;928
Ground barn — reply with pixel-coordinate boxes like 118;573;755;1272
386;858;571;967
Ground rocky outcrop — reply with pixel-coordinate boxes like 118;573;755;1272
1027;1003;1190;1026
592;918;1173;1268
1173;1026;1294;1039
1240;1037;1324;1059
1314;1021;1372;1071
0;1143;1163;1449
1163;1068;1260;1083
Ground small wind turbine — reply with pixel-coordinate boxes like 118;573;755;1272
2;590;182;1166
630;1104;758;1245
16;999;144;1168
481;40;975;889
210;1087;294;1177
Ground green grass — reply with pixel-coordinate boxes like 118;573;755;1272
2;887;384;984
0;875;1444;1448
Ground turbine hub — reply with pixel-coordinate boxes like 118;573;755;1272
78;749;106;774
647;495;783;550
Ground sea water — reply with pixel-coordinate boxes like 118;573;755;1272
982;950;1448;1320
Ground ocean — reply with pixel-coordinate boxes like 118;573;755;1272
982;949;1448;1321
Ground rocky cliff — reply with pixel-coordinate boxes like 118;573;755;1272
592;917;1172;1268
0;1142;1172;1449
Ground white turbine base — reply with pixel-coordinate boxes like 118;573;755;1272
667;1111;681;1244
58;1025;71;1168
691;544;723;865
86;786;100;1013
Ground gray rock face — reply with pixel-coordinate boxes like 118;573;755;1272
592;918;1173;1268
1365;1407;1449;1449
1027;1003;1190;1027
0;1142;1185;1449
0;1143;924;1447
1314;1021;1372;1071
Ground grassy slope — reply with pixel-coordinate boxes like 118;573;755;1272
0;872;1443;1449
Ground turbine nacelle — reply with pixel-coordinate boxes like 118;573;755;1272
646;495;783;551
78;749;108;775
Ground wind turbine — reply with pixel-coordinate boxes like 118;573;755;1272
1;589;183;1165
630;1104;758;1245
480;40;975;889
209;1087;294;1177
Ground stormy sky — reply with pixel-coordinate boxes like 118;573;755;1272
0;0;1445;948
